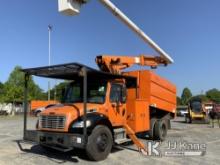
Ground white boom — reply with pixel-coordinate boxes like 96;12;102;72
58;0;174;64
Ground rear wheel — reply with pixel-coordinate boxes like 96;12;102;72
86;125;113;161
185;115;192;123
154;119;167;141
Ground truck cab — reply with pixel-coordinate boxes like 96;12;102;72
39;79;127;132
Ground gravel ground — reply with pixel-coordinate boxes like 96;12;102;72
0;116;219;165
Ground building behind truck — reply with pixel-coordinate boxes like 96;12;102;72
0;102;23;115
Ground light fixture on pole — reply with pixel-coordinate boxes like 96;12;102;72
48;25;52;101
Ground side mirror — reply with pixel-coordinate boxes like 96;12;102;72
111;96;121;108
121;86;127;103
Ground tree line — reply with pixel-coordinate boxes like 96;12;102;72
0;66;67;103
177;87;220;106
1;66;220;105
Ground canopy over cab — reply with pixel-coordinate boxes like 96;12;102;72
22;62;136;82
21;62;136;144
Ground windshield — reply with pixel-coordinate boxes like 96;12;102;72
191;101;202;113
63;81;107;104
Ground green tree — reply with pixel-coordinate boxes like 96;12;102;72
0;82;4;102
0;82;3;89
177;96;181;106
4;66;44;102
190;94;210;103
206;88;220;103
50;81;69;102
181;87;192;105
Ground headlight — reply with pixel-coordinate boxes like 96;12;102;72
72;120;92;128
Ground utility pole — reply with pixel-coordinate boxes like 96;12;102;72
48;25;52;101
54;81;57;101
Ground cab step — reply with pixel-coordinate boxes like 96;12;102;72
113;128;131;144
115;138;131;144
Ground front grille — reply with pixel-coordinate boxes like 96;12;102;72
40;115;66;129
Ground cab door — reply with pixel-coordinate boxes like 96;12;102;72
108;83;127;126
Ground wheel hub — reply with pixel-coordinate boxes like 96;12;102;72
96;133;108;152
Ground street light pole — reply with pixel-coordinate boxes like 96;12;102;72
48;25;52;101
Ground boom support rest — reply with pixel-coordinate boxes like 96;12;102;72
96;55;168;74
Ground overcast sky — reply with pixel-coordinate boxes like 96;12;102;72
0;0;220;96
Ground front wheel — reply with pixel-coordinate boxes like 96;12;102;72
86;125;113;161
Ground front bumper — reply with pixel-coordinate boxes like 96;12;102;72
24;130;86;151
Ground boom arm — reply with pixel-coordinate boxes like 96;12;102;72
96;55;168;74
58;0;174;64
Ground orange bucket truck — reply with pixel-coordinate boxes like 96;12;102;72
21;0;176;161
22;55;176;161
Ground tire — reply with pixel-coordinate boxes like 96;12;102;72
86;125;113;161
154;119;167;141
149;118;157;139
185;115;192;123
